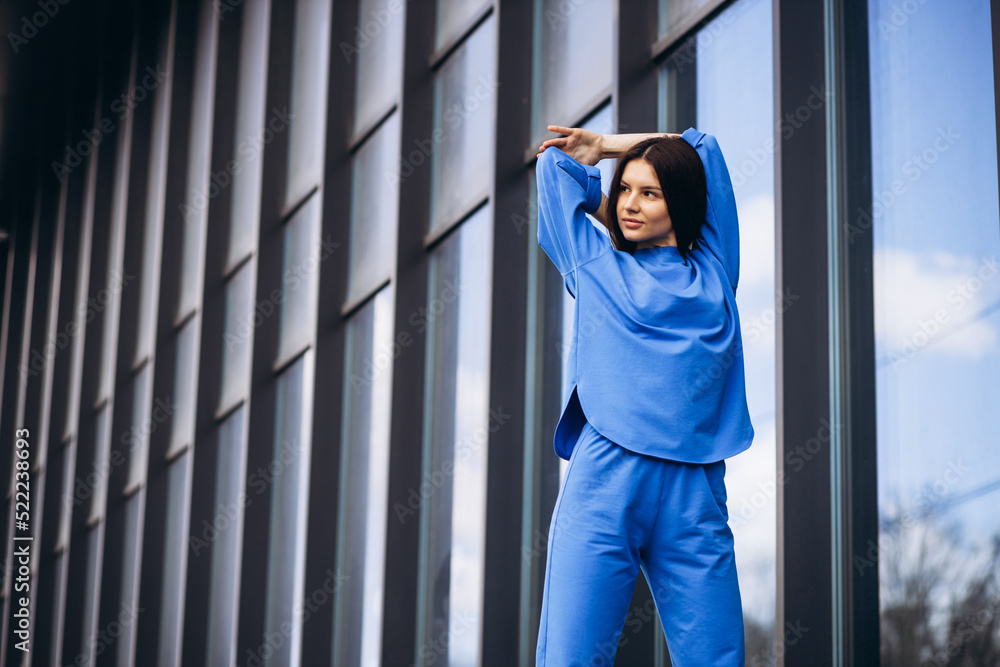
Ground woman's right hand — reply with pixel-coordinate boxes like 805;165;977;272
537;125;604;166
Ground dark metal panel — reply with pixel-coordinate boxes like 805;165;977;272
62;9;133;648
3;170;60;667
34;152;88;667
380;2;437;664
994;0;1000;216
233;0;294;658
0;186;37;663
93;4;161;664
773;0;833;664
479;1;532;663
834;0;879;663
298;0;358;661
179;1;242;662
134;0;197;660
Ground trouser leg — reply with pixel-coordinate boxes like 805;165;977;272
641;460;745;667
535;422;659;667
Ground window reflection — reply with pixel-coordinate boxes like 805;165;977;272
435;0;490;51
658;0;714;36
533;0;613;144
691;0;777;660
348;113;400;305
420;204;494;667
430;16;496;233
868;1;1000;663
335;285;394;667
355;0;404;137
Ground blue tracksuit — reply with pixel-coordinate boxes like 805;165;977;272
534;129;753;666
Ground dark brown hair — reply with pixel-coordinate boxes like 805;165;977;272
606;136;707;262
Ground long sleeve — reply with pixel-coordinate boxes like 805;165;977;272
536;146;611;296
682;128;741;294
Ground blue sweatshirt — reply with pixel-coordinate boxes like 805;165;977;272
536;128;754;464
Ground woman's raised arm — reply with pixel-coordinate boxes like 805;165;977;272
537;125;681;230
537;125;682;163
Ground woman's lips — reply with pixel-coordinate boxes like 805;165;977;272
622;218;643;229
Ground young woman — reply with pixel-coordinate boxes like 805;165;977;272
533;125;754;666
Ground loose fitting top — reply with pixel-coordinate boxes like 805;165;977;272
536;128;754;464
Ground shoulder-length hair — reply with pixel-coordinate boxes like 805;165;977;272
605;136;707;262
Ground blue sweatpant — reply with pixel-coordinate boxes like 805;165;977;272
536;420;744;666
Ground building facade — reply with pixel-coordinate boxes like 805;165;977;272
0;0;997;665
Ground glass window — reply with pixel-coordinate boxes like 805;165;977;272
133;5;174;369
57;439;77;552
868;2;1000;663
119;490;144;664
98;129;129;403
430;17;497;233
81;526;103;664
87;404;113;524
680;0;778;658
159;451;193;666
206;407;248;667
435;0;490;51
533;0;613;144
64;165;97;445
277;194;322;364
347;113;401;305
264;352;314;667
657;35;697;135
220;260;255;414
125;362;153;493
418;204;494;667
225;0;270;271
658;0;714;36
168;316;200;458
334;285;394;667
354;0;405;137
176;1;219;323
285;0;331;211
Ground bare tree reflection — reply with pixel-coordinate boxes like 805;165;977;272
880;513;1000;667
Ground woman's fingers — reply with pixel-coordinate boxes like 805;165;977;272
547;124;575;135
538;137;569;152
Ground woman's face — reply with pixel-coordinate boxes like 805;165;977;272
616;158;676;249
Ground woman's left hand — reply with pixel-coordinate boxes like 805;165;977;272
537;125;604;166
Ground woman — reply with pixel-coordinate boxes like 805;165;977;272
533;124;754;666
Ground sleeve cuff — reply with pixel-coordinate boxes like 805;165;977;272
681;127;705;149
582;164;603;214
